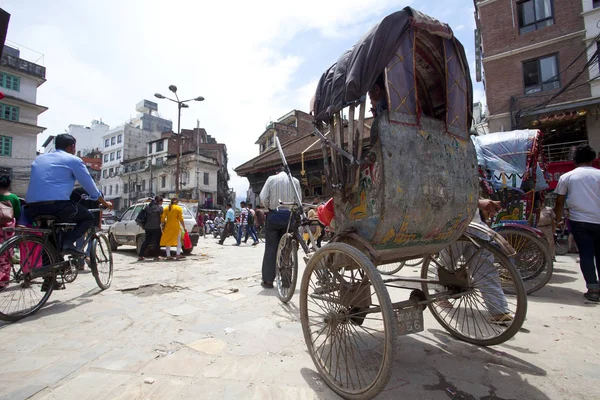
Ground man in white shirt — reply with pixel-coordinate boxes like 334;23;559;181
554;145;600;302
259;168;301;289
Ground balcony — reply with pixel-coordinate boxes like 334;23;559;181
543;140;588;163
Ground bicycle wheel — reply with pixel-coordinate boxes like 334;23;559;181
0;234;59;322
300;243;396;399
497;228;553;294
275;233;298;303
421;235;527;346
376;261;404;275
404;257;423;266
89;233;113;290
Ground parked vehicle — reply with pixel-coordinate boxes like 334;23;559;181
108;199;200;255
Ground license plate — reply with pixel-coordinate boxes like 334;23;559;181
395;308;424;335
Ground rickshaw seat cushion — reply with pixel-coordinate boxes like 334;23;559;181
318;199;335;227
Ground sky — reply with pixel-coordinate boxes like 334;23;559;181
3;0;484;200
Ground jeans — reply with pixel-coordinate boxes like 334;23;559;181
570;220;600;290
239;224;258;244
27;201;94;248
261;210;291;283
140;228;162;258
437;241;510;315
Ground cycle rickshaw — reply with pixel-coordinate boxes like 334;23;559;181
275;8;528;399
472;130;553;294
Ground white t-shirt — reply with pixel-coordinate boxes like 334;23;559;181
555;166;600;224
240;207;249;226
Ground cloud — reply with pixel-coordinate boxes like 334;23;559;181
3;0;477;199
455;24;466;31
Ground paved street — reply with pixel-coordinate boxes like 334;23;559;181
0;238;597;400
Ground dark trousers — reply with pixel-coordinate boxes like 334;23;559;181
140;228;162;257
261;210;291;283
218;222;234;244
570;220;600;290
27;201;94;248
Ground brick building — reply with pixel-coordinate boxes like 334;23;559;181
475;0;600;187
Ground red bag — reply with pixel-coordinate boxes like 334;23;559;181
183;231;192;250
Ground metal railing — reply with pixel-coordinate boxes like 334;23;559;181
543;140;588;163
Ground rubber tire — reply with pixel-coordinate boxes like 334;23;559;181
377;262;404;275
109;234;119;251
300;243;396;399
421;235;527;346
404;257;424;267
275;233;298;303
496;227;553;295
89;234;113;290
0;234;59;322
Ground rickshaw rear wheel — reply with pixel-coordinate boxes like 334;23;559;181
376;261;404;275
421;235;527;346
275;233;298;303
300;243;396;399
496;227;553;295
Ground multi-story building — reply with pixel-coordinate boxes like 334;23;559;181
119;130;221;210
42;119;109;156
583;0;600;97
0;45;47;196
98;100;171;211
474;0;599;188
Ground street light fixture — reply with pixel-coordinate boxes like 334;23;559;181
154;85;204;196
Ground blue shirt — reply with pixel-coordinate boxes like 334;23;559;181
26;150;102;203
225;208;235;222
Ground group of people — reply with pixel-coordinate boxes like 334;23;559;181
137;196;189;261
217;202;265;246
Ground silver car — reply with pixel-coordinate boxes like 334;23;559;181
108;200;200;255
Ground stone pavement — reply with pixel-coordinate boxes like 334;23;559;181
0;238;597;400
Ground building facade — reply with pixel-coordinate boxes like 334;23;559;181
0;45;47;196
42;119;109;156
475;0;599;188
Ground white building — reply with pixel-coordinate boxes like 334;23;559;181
43;119;110;156
99;124;161;210
583;1;600;98
0;45;47;196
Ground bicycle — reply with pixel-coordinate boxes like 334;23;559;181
275;201;322;303
0;208;113;322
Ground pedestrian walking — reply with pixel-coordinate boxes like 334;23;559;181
218;203;236;245
160;197;186;260
242;203;259;245
259;168;301;289
0;175;20;289
554;144;600;302
237;201;258;245
138;196;164;261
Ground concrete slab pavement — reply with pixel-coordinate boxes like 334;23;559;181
0;238;597;399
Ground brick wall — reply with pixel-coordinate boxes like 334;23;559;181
477;0;584;57
484;34;591;116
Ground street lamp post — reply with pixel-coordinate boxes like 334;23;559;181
154;85;204;196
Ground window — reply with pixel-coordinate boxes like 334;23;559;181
518;0;553;35
110;152;115;161
121;206;135;221
109;185;113;195
595;0;600;9
123;184;128;194
148;143;153;154
111;136;116;145
102;169;108;178
140;161;146;169
0;136;12;157
131;205;145;220
117;150;122;159
0;72;20;91
117;134;123;143
109;167;114;176
142;180;146;191
523;54;559;94
156;140;164;152
105;139;109;148
0;103;19;121
156;157;163;167
104;154;108;163
161;176;166;188
204;172;209;185
267;136;273;148
115;184;118;194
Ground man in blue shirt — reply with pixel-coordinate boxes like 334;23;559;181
26;134;113;255
218;203;236;245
